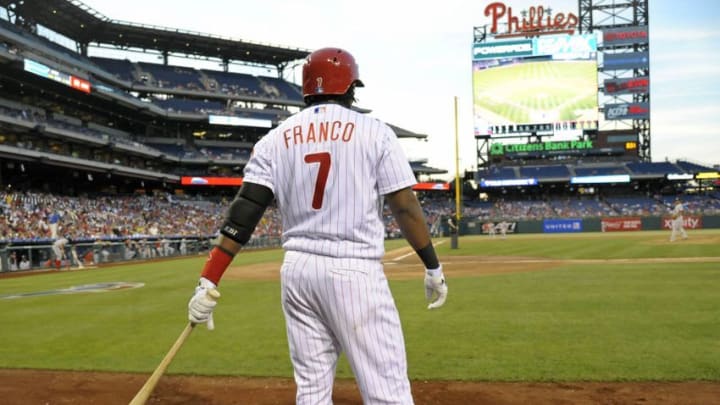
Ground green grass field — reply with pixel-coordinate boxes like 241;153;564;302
1;230;718;382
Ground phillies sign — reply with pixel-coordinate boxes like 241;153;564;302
484;2;579;38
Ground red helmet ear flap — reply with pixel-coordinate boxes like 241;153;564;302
302;48;362;98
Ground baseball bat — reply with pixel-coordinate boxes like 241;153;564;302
128;288;220;405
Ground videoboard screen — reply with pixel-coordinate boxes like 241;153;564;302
472;33;598;137
23;58;91;94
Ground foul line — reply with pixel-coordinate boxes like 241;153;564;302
387;240;447;263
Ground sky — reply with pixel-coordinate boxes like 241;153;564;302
78;0;720;177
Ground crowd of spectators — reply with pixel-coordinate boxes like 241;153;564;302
1;191;719;245
0;191;251;243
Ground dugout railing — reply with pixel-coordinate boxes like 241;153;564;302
0;235;282;273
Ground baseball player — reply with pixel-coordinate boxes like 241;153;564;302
483;221;496;237
670;197;688;242
447;216;458;236
51;235;69;270
497;220;509;239
188;47;447;405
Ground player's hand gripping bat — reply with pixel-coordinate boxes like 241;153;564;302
128;288;220;405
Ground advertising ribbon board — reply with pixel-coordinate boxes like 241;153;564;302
601;217;642;232
543;219;583;233
662;216;703;230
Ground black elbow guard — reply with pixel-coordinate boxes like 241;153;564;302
220;183;274;245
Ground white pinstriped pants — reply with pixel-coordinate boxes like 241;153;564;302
281;251;414;405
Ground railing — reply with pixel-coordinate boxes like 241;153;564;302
0;235;282;273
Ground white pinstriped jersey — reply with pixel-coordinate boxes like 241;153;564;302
243;102;417;259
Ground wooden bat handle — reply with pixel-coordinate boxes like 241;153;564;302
128;288;220;404
128;323;194;405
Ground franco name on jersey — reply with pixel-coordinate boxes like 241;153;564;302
282;120;355;148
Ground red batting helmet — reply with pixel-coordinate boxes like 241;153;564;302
302;47;364;98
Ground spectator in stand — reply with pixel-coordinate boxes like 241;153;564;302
48;209;61;238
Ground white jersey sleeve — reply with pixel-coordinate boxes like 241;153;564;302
241;135;275;193
377;125;417;195
242;103;417;259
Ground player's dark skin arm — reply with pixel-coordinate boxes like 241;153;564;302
199;182;274;285
386;187;440;269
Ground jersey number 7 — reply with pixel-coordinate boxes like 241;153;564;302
304;152;331;209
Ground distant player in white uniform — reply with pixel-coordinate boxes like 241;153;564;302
670;197;688;242
188;47;448;405
484;221;496;237
497;220;509;239
52;236;69;270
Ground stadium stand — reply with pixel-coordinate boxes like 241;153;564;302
0;0;716;273
90;57;137;82
626;161;683;176
675;160;716;173
478;166;518;180
518;165;571;180
200;69;268;98
572;164;629;177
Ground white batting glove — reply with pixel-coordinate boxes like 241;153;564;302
188;277;220;330
424;265;448;310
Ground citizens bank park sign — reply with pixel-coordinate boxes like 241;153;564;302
491;140;594;155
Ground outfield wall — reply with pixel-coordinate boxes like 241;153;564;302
446;215;720;236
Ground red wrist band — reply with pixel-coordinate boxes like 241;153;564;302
201;247;234;285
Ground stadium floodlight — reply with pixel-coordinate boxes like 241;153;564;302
570;174;630;184
208;115;272;128
695;172;720;180
480;178;538;187
666;173;694;181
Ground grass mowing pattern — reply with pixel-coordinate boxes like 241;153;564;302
473;60;597;124
1;230;718;381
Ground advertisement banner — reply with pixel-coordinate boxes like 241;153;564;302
601;217;642;232
412;182;450;191
604;76;649;95
181;176;243;186
604;103;650;120
603;51;649;70
603;26;649;46
543;219;583;233
481;221;517;234
472;40;533;60
535;34;597;60
661;216;703;230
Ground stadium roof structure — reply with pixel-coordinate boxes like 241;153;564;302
410;159;447;176
0;0;310;68
389;124;428;140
